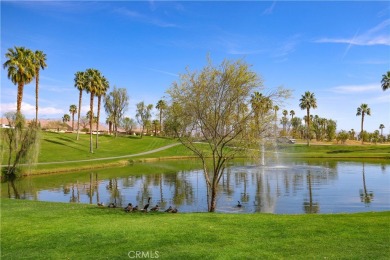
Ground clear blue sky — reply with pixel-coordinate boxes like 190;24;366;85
1;1;389;133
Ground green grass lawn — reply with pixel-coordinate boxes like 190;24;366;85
1;199;389;259
2;131;390;175
37;132;178;162
278;143;390;159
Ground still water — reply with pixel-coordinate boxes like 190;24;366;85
2;159;389;214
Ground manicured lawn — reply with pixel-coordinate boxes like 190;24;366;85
1;199;389;259
37;132;178;162
2;131;389;175
278;143;390;159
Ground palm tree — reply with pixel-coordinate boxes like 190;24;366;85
95;75;109;149
84;68;101;153
69;105;77;131
289;110;295;119
62;114;70;124
381;71;390;91
3;46;35;114
85;69;104;153
282;109;288;134
299;91;317;146
155;99;167;135
74;71;86;141
250;92;272;165
356;103;371;144
152;119;159;136
379;124;385;138
349;129;355;140
32;50;47;123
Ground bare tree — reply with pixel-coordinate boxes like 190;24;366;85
167;58;289;212
135;101;153;138
104;87;129;137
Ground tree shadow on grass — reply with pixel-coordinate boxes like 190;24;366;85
44;139;85;152
327;150;354;154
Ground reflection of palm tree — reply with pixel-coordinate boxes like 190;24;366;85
95;173;100;204
106;178;122;205
360;163;374;205
159;175;167;209
303;172;319;214
240;172;249;203
70;183;79;203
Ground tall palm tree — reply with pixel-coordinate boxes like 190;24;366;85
69;104;77;131
3;46;35;114
282;109;288;134
299;91;317;146
74;71;86;141
156;99;167;135
379;124;385;137
356;103;371;144
32;50;47;123
95;75;109;149
84;68;103;153
250;91;264;130
152;119;159;136
381;71;390;91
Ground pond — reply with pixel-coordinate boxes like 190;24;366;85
2;159;389;214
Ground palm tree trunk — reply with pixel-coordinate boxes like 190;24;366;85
16;83;24;114
90;92;94;153
361;114;364;144
35;69;39;123
96;96;101;149
71;113;75;131
159;109;162;135
76;90;82;141
306;108;310;146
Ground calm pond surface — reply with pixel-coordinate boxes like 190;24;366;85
2;159;390;214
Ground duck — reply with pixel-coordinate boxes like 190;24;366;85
108;203;116;208
237;201;242;208
150;205;160;212
132;205;139;212
141;197;151;212
171;208;178;213
124;203;133;212
164;206;173;213
97;202;104;207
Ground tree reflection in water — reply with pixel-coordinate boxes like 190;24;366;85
360;163;374;205
303;171;320;214
2;160;389;214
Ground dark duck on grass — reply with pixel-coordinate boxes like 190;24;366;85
237;201;242;208
141;197;151;212
124;203;133;212
151;205;160;212
108;203;117;208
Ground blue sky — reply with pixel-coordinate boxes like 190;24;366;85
1;1;389;133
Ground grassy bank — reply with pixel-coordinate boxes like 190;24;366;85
1;199;389;259
2;131;390;175
279;143;390;159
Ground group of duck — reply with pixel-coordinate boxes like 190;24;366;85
98;197;178;213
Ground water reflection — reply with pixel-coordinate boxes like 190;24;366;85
2;160;390;214
360;163;374;205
